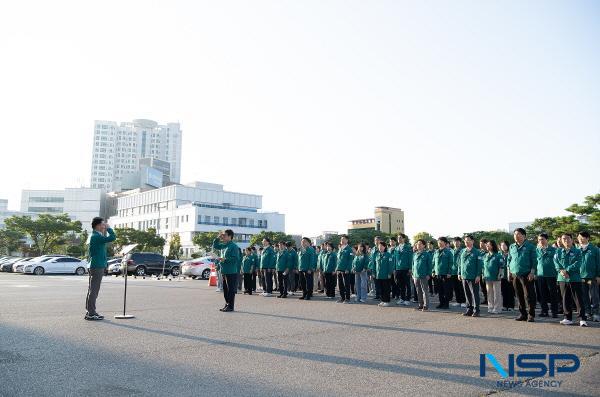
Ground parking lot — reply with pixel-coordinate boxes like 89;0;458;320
1;272;599;397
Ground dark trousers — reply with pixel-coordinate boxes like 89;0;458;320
337;272;351;300
501;278;515;309
462;279;480;313
559;281;587;321
428;277;434;294
258;271;265;290
324;272;335;297
300;271;314;298
86;268;104;315
349;272;355;295
277;271;288;296
251;271;257;291
449;275;465;304
223;273;238;310
513;275;536;318
376;279;391;302
480;280;488;302
436;275;451;307
394;269;410;301
294;273;300;292
243;273;253;294
538;276;559;315
264;269;274;293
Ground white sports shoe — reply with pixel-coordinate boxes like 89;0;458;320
560;319;574;325
402;300;411;306
359;299;366;303
460;303;467;308
350;294;357;298
580;320;588;327
377;302;384;306
450;302;460;307
215;288;222;292
381;302;391;307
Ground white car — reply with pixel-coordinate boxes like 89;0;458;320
23;256;88;275
181;256;216;279
107;258;124;275
13;255;66;273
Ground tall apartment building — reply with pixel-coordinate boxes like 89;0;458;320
90;119;182;191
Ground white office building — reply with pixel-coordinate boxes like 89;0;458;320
0;199;39;230
107;182;285;257
20;188;106;232
91;119;182;191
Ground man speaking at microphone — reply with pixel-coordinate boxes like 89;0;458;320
213;229;241;312
85;217;116;321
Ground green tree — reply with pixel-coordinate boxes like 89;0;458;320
465;230;514;245
347;229;395;246
413;231;435;244
249;231;293;247
192;231;220;253
168;233;182;259
113;227;165;254
5;214;82;256
0;229;26;255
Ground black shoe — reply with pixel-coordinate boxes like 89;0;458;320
299;296;305;300
515;316;527;321
463;310;473;317
305;296;311;300
84;314;102;321
281;295;287;298
472;311;480;317
436;304;443;309
482;300;488;305
276;295;283;298
95;313;105;320
222;307;234;312
243;291;248;295
539;312;549;317
219;305;229;312
527;316;535;322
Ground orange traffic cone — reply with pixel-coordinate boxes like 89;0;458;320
208;263;218;287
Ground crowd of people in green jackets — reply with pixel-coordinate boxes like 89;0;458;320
211;229;599;326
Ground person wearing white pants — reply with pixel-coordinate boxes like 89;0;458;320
483;240;503;314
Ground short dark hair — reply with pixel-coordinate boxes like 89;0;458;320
302;237;311;244
453;237;463;243
578;231;591;239
224;229;234;238
438;237;449;244
538;233;549;240
501;240;510;247
378;241;387;248
417;239;427;246
488;240;499;253
340;234;348;240
480;238;489;244
561;232;573;239
286;241;293;248
514;228;526;236
263;237;271;244
91;217;103;229
464;235;474;241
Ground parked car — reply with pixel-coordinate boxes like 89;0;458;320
106;258;124;275
13;255;67;273
1;257;22;272
23;256;88;275
122;252;181;277
181;256;216;279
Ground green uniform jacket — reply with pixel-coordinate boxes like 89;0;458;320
433;248;452;276
554;247;582;283
451;248;463;275
412;250;432;278
212;238;241;275
323;251;337;273
287;249;298;270
88;228;116;268
508;241;537;276
317;250;325;271
336;245;353;272
500;253;509;279
375;251;393;279
395;243;413;270
260;246;276;269
241;255;256;273
368;247;378;271
580;244;600;279
352;254;368;272
536;246;557;278
276;250;289;272
298;246;316;271
483;252;502;280
459;247;482;280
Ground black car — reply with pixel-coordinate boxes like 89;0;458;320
123;252;181;277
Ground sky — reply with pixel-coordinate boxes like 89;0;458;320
0;1;599;238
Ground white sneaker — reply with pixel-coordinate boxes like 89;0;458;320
580;320;588;327
350;294;357;298
593;314;600;322
560;319;574;325
368;292;375;297
215;288;222;292
396;299;403;305
289;292;295;296
381;302;391;307
377;302;384;306
403;300;411;306
359;299;366;303
264;293;272;297
450;302;460;307
461;303;467;308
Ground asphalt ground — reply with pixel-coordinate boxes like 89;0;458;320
0;273;599;397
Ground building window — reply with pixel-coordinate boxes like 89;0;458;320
249;219;254;227
231;218;237;226
204;215;211;223
223;217;228;225
214;216;220;224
